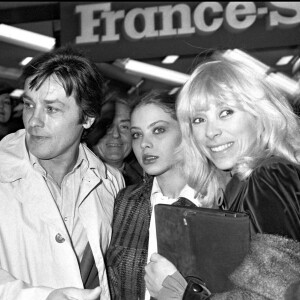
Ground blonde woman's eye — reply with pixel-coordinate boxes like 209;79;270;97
220;109;234;118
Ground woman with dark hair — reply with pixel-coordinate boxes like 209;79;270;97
106;90;215;300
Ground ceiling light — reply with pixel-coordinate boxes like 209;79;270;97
222;49;271;75
266;72;299;98
162;55;179;64
97;62;143;88
169;87;181;95
10;89;24;98
20;57;33;66
276;55;294;66
0;24;55;52
0;65;21;80
114;58;190;86
292;57;300;74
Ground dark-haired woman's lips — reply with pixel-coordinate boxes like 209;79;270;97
142;154;158;165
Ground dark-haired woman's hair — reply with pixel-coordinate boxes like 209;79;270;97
132;89;178;120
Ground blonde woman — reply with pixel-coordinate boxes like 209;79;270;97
145;54;300;300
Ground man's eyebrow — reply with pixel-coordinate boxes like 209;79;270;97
44;99;65;106
120;119;131;123
22;94;65;106
22;93;31;100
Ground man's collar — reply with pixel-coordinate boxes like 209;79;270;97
29;143;89;178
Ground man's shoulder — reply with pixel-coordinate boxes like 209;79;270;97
0;130;28;180
82;143;124;182
0;129;26;149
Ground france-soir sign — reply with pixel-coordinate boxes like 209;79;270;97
60;2;300;61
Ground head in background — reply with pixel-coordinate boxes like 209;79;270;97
87;90;133;169
130;89;182;180
176;52;300;202
0;87;14;124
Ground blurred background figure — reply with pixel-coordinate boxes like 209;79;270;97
0;86;24;140
86;89;143;185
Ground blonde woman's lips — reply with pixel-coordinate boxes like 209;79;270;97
210;142;233;152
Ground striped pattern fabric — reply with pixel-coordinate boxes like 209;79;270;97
106;176;196;300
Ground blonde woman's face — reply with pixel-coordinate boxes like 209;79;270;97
191;101;257;170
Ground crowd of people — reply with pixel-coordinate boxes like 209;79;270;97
0;45;299;300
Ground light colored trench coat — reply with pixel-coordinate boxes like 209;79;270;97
0;129;125;300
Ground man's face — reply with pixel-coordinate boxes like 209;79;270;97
92;101;132;168
22;75;94;163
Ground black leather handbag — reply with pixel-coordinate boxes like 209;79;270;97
155;204;250;293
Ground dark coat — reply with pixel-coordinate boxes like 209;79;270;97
122;157;144;186
224;156;300;241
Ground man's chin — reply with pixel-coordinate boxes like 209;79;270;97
27;147;52;160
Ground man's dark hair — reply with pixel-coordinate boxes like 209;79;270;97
22;45;105;139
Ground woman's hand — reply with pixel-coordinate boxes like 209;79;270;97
144;253;177;298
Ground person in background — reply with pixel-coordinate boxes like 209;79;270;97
0;46;125;300
144;54;300;299
0;86;24;139
105;90;216;300
86;89;143;185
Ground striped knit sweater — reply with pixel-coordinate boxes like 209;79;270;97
106;176;196;300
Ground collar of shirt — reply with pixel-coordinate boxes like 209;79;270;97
118;162;126;173
150;177;202;207
29;144;90;262
29;143;89;181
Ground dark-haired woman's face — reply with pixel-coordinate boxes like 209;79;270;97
0;93;12;123
131;103;181;177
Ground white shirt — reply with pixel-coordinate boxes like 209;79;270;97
30;145;89;263
145;177;202;300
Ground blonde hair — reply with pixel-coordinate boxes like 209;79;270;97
176;53;300;205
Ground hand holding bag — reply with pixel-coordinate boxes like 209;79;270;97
155;204;250;293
